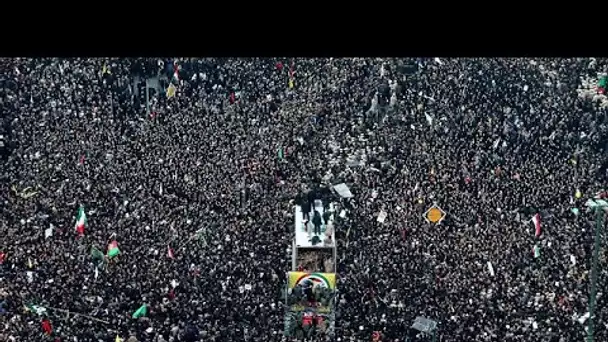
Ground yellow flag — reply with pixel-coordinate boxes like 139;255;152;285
102;62;112;75
288;78;294;89
27;258;33;269
115;334;122;342
166;83;176;98
575;189;582;199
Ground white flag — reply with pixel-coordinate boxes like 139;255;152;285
94;267;99;280
377;210;387;223
425;113;434;126
434;57;444;65
578;312;591;324
487;261;495;277
44;227;53;239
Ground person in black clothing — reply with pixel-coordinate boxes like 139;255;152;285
298;193;311;221
312;210;323;235
322;210;332;225
307;188;317;214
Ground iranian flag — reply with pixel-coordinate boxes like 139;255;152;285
75;206;87;235
172;62;180;83
532;213;541;237
107;240;120;258
598;75;607;94
167;244;174;259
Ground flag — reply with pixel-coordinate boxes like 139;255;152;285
132;304;147;318
372;331;381;342
0;251;5;264
230;92;235;104
575;189;582;199
578;312;591;324
167;245;174;259
26;304;47;315
91;246;105;262
26;271;34;283
277;147;284;160
532;213;541;237
107;240;120;258
79;154;85;165
102;63;111;75
598;76;607;94
288;61;295;88
115;334;122;342
172;63;180;82
27;257;33;269
75;206;87;235
425;113;433;126
166;83;176;99
41;318;52;335
533;244;541;258
45;226;53;239
94;266;99;280
487;261;495;277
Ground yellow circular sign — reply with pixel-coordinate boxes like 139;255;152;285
426;208;443;223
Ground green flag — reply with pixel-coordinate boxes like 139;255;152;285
534;244;541;258
26;304;47;316
599;76;607;89
132;304;147;318
278;147;284;160
91;246;105;262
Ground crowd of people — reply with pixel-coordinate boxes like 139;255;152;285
0;57;607;342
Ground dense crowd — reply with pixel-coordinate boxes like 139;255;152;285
1;57;608;342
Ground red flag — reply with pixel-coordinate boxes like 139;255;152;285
79;154;85;165
0;252;5;264
167;245;174;259
288;60;295;79
42;319;52;335
76;225;85;236
276;61;283;71
532;213;541;237
229;92;235;104
173;63;180;82
372;331;381;342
